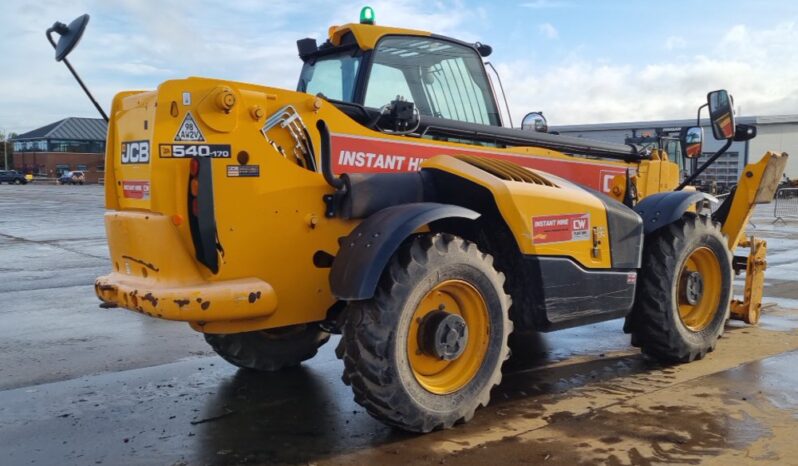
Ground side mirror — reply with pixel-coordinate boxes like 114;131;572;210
475;42;493;57
680;126;704;159
521;112;548;133
707;89;736;140
47;14;90;61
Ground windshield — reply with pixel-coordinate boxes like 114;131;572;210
365;37;501;126
298;53;361;102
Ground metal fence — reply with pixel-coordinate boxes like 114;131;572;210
774;187;798;224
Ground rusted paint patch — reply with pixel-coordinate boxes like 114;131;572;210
121;255;160;272
248;291;262;304
201;301;211;311
173;299;190;308
142;293;159;308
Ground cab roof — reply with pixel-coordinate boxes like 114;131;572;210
328;23;431;50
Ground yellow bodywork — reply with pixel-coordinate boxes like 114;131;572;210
93;22;782;334
721;151;788;324
93;77;631;333
731;237;767;325
423;156;612;268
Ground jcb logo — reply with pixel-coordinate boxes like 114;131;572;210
121;141;150;164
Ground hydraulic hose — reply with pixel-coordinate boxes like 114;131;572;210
316;119;345;190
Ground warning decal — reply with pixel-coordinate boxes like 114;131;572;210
532;213;591;244
174;112;205;142
122;180;150;200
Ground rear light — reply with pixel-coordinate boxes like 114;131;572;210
187;156;220;273
189;158;201;216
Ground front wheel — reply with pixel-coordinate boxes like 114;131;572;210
205;324;330;371
625;214;732;363
337;233;512;432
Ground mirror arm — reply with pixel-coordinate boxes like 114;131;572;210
485;61;513;128
696;103;707;127
676;138;732;191
46;27;109;122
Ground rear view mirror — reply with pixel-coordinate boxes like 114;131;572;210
521;112;548;133
47;14;90;62
475;42;493;57
680;126;704;159
707;90;735;140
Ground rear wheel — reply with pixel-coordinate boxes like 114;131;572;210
625;214;732;362
205;324;330;371
337;233;511;432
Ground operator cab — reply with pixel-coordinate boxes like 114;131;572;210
296;12;502;132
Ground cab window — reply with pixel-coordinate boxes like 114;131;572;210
299;54;361;102
365;36;500;126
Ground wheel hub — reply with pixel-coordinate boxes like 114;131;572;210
682;271;704;305
418;309;469;360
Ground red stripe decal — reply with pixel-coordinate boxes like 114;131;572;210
330;133;626;193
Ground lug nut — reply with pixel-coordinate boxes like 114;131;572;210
215;88;236;111
250;105;264;120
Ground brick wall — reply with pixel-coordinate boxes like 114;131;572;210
13;152;105;183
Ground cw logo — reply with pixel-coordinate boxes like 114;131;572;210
573;218;588;230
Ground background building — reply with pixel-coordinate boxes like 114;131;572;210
551;114;798;190
11;117;107;183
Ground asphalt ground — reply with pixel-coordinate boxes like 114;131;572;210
1;184;797;466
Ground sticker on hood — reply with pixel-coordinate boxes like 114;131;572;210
532;213;591;244
174;112;205;142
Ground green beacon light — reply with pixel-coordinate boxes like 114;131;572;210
360;6;375;25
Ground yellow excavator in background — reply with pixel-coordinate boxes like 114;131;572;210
48;8;786;432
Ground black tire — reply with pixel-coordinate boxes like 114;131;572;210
205;324;330;371
336;233;512;433
14;179;21;185
625;213;732;363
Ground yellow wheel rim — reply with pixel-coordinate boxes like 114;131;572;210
678;246;722;332
407;280;490;395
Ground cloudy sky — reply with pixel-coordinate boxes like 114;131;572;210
2;0;797;134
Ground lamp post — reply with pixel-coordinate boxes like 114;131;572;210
2;130;7;170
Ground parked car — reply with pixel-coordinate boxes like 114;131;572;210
58;171;86;185
0;170;28;184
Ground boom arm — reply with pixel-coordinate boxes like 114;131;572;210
717;151;788;250
714;151;788;325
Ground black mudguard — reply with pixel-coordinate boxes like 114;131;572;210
330;202;480;300
634;191;713;234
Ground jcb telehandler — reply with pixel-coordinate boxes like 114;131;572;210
49;9;786;432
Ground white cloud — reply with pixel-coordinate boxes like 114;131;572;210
538;23;559;39
664;35;686;51
0;0;483;133
500;20;798;126
1;1;797;136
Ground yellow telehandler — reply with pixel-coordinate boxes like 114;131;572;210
48;8;786;432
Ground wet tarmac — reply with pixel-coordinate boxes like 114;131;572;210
2;185;798;465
